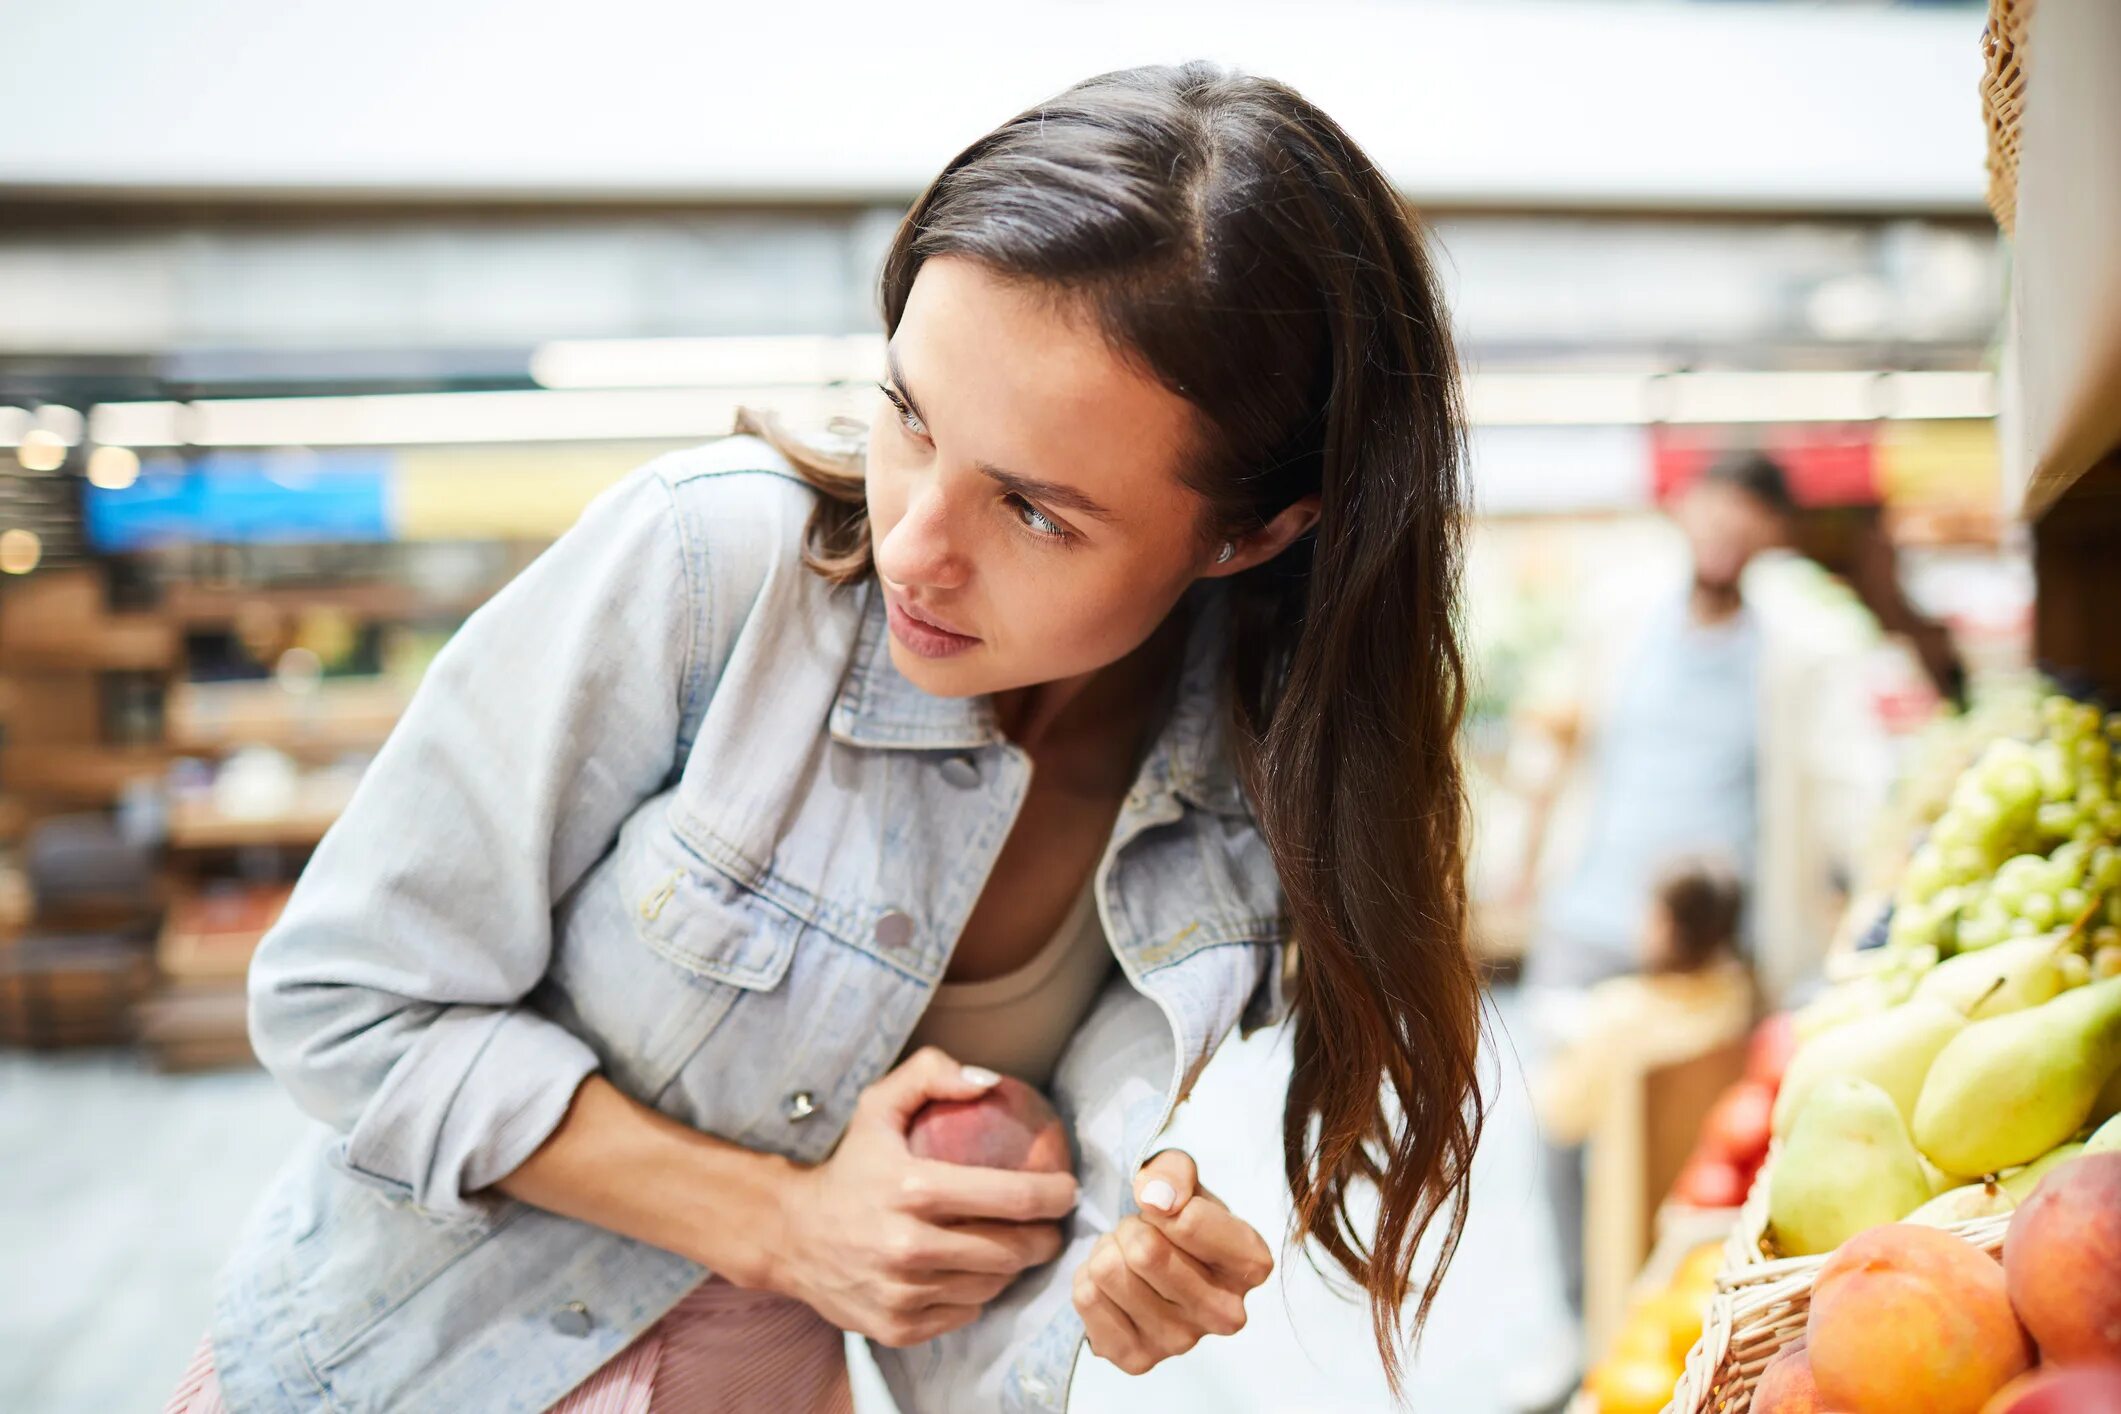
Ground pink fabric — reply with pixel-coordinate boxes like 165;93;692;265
163;1275;854;1413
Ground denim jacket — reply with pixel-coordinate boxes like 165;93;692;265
211;432;1293;1413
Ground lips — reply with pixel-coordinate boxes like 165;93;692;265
893;593;976;640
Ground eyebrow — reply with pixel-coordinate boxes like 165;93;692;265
885;341;1119;524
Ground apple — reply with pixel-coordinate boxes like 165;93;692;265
906;1073;1072;1173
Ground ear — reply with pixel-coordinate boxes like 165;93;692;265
1205;493;1321;577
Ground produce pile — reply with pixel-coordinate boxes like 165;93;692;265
1765;693;2121;1260
1668;1014;1795;1211
1581;1241;1727;1414
1750;1152;2121;1414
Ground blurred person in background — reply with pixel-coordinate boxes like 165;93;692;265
165;61;1490;1414
1516;451;1795;998
1528;853;1756;1347
1501;451;1792;1409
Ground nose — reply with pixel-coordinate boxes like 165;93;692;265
874;475;968;591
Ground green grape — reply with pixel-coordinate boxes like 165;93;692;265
1903;848;1948;898
2021;892;2059;928
2034;742;2074;800
2057;886;2092;922
1992;760;2043;805
2038;802;2081;837
1957;915;2007;951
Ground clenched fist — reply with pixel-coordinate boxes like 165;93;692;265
1071;1148;1275;1376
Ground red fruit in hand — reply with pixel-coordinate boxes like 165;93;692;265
907;1073;1073;1173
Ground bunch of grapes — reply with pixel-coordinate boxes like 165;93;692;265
1888;695;2121;957
1858;676;2048;899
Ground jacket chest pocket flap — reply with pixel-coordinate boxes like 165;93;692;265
625;834;801;993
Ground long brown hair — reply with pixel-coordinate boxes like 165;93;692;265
733;60;1484;1399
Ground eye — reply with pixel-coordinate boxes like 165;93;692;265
1006;493;1070;542
876;382;926;439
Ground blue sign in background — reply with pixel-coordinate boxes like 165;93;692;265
83;451;394;550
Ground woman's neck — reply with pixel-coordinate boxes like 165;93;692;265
991;600;1190;771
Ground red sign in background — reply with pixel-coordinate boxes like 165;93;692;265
1650;423;1881;508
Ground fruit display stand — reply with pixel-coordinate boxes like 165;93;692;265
1581;1033;1753;1355
1667;1213;2014;1412
1605;3;2121;1407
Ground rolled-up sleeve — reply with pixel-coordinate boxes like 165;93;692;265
246;457;708;1221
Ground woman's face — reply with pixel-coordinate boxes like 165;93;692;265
864;255;1234;701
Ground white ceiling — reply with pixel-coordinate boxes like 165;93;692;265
0;0;1989;212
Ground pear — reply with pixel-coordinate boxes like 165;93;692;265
1793;975;1897;1045
1913;934;2073;1019
1768;1076;1935;1257
1771;998;1967;1138
2093;1063;2121;1128
1919;1154;1955;1197
2088;1112;2121;1155
1904;1178;2016;1227
1913;975;2121;1178
2000;1143;2088;1201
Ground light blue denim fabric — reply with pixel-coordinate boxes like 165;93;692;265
209;433;1292;1413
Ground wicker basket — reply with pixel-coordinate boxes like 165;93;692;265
1980;0;2034;235
1662;1211;2014;1414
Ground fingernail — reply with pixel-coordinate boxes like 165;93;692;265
1138;1178;1176;1212
961;1064;1001;1086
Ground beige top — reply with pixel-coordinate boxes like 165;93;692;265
897;871;1117;1092
1531;957;1757;1145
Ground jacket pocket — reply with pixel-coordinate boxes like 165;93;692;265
625;834;801;994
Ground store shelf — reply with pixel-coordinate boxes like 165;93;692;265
164;676;407;756
0;744;172;802
158;581;487;626
0;625;179;672
156;879;293;981
164;799;341;850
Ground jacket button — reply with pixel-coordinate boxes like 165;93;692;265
551;1302;592;1337
785;1090;818;1122
874;910;915;949
938;754;981;789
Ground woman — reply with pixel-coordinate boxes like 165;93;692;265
168;59;1484;1413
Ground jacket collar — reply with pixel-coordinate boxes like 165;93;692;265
828;576;1251;818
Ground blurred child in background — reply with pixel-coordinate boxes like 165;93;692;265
1509;853;1757;1410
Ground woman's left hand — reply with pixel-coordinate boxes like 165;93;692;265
1071;1148;1275;1376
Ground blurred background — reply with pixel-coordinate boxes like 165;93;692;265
5;0;2111;1410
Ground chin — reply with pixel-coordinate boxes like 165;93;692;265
886;639;987;696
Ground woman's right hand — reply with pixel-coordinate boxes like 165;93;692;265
767;1046;1080;1347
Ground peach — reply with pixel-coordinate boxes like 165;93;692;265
1808;1224;2034;1414
906;1073;1072;1173
1978;1364;2121;1414
2002;1152;2121;1364
1753;1342;1829;1413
